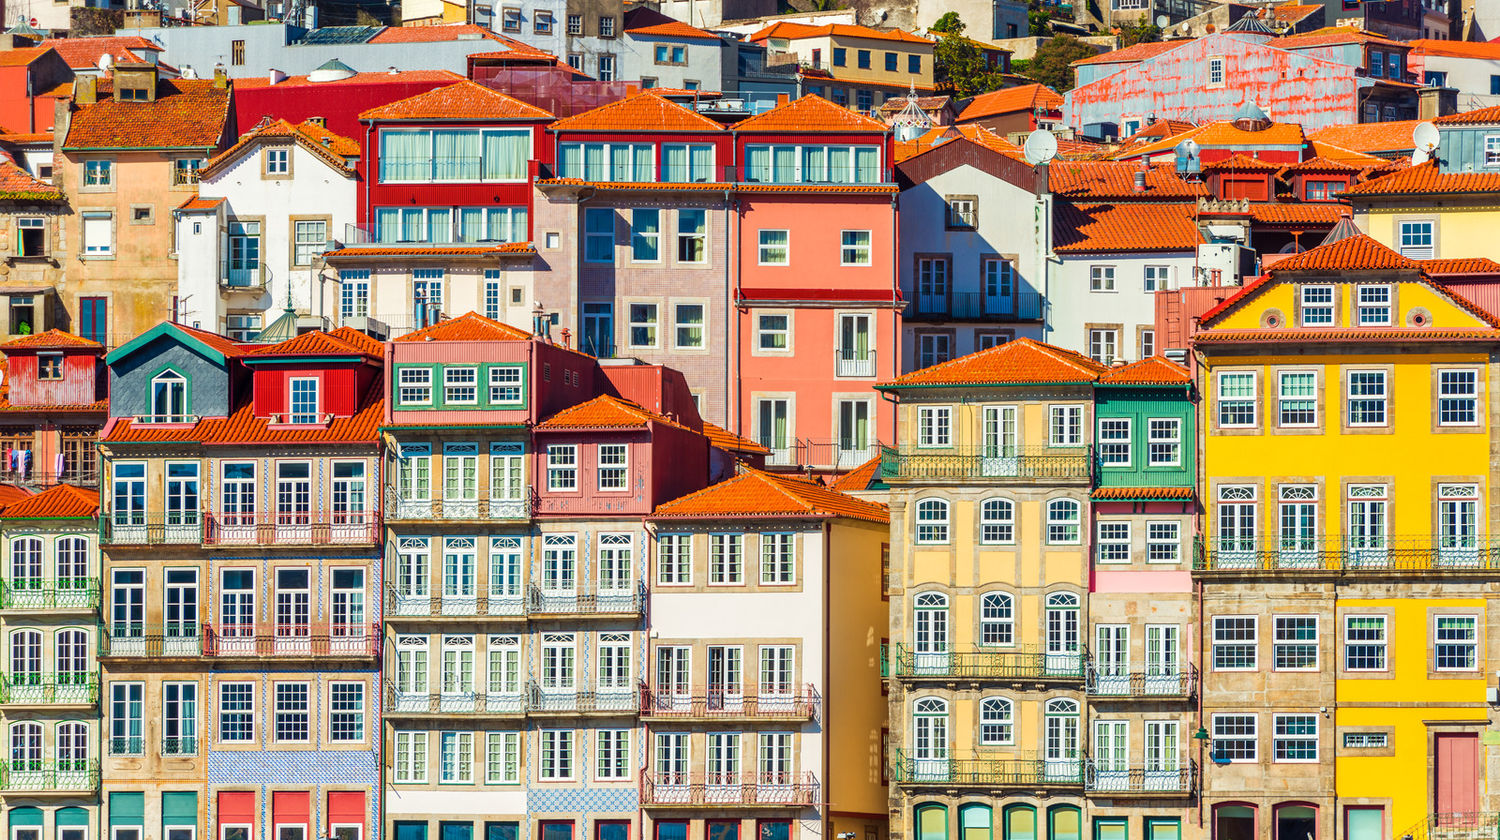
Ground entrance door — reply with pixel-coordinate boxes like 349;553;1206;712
79;297;108;345
981;406;1018;477
1436;733;1480;815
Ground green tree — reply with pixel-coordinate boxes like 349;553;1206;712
930;13;1002;97
931;11;964;33
1027;6;1053;35
1022;34;1096;91
1117;15;1161;46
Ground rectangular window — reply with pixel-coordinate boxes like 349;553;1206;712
1398;220;1434;259
218;682;253;743
1356;285;1391;325
489;367;523;405
1347;371;1386;426
909;55;920;73
1273;714;1318;762
1090;265;1116;291
1211;714;1255;762
629;303;658;347
1487;135;1500;167
657;534;692;585
84;160;113;187
710;534;743;584
632;209;660;261
1273;616;1318;670
1097;418;1130;465
1436;615;1478;670
1147;522;1180;563
293;220;327;266
273;683;309;743
395;731;428;783
339;269;370;323
757;313;789;350
546;445;577;491
597;444;628;491
758;230;789;265
329;682;364;742
595;730;630;780
540;730;574;779
1344;732;1389;748
265;148;289;175
1344;615;1386;671
1148;418;1181;465
947;198;975;228
1144;265;1169;291
1278;371;1317;427
486;732;521;784
1300;285;1334;325
918;406;951;447
1096;522;1131;563
841;230;871;265
82;211;112;255
1088;329;1118;365
584;208;614;263
1218;371;1256;427
1212;617;1256;670
1439;370;1479;425
760;533;794;584
398;368;432;405
1208;56;1224;85
676;208;707;261
440;731;474;783
16;217;44;257
1049;405;1083;446
288;377;319;424
674;303;704;349
444;367;478;405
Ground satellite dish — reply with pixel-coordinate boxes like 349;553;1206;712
1023;130;1058;166
1155;14;1169;26
96;53;113;74
1411;121;1439;166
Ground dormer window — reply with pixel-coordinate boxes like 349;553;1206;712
265;149;290;176
289;377;319;424
150;370;188;422
37;354;62;381
1299;286;1334;326
444;367;477;405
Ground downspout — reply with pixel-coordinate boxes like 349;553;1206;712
723;184;732;431
889;185;898;446
821;518;833;839
362;121;373;239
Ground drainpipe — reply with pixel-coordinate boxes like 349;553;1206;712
889;187;898;445
362;121;373;240
723;185;732;431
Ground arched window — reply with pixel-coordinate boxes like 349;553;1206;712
1044;593;1081;674
9;537;40;590
980;593;1013;646
913;592;950;658
1048;806;1082;840
9;630;39;682
150;369;188;422
1046;499;1081;544
1043;698;1081;780
9;721;40;769
960;804;993;840
915;804;949;840
980;499;1014;544
1047;592;1080;609
1002;804;1036;840
56;629;88;685
1274;804;1318;840
55;536;88;586
1214;804;1257;840
911;697;949;767
979;697;1012;745
57;721;88;771
916;499;950;544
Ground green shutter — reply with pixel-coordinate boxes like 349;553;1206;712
397;823;430;840
110;792;145;828
9;807;43;828
162;792;198;825
56;808;90;827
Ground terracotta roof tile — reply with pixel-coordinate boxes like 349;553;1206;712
1409;39;1500;59
1422;257;1500;274
830;454;882;493
105;382;384;445
1435;105;1500;126
393;311;532;342
1054;202;1203;253
202;118;359;178
367;23;505;43
0;47;52;67
1203;153;1283;172
1303;140;1389;167
551;91;723;132
63;78;230;150
1091;486;1194;500
653;467;888;523
232;69;462;90
877;95;951;114
173;323;252;358
1270;232;1421;271
1280;155;1362;174
1;484;97;519
701;420;770;455
1047;161;1208;199
361;80;553;121
536;394;688;431
1098;355;1190;384
1;329;101;350
1271;4;1322;24
1195;121;1305;147
0;160;58;200
626;20;721;39
1305;120;1420;154
956;83;1062;121
1275;25;1407;49
38;36;160;68
248;330;378;358
1247;202;1348;224
177;195;225;211
895;125;1021;163
1342;159;1500;196
880;337;1107;387
1072;39;1181;66
748;20;933;44
325;326;386;357
0;484;31;508
733;94;889;133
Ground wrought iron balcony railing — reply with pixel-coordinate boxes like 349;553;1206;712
885;643;1089;682
1195;535;1500;573
0;579;98;610
1085;760;1197;795
640;771;819;807
1086;664;1197;699
203;511;379;547
384;682;526;716
384;487;533;521
1401;812;1500;840
0;760;99;792
526;583;645;617
886;446;1094;481
100;625;203;658
891;750;1088;787
638;682;820;721
161;736;198;756
385;586;526;619
911;291;1044;322
0;673;97;705
525;681;638;714
99;513;203;546
202;622;380;658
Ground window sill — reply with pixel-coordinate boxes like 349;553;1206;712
6;255;56;267
79;254;115;261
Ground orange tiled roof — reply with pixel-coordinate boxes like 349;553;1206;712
1195;327;1500;343
394;311;532;343
1054;202;1203;253
551;91;722;132
1422;257;1500;274
701;420;770;455
232;69;463;90
1341;159;1500;197
63;78;230;150
1246;202;1348;224
880;337;1106;387
0;484;97;519
747;20;933;44
1195;121;1305;147
1274;25;1406;49
626;20;721;40
1435;105;1500;126
1;329;101;351
1203;153;1282;172
1409;39;1500;59
1280;155;1362;174
202;118;359;178
733;94;889;133
249;330;379;358
1072;39;1182;66
177;195;225;211
361;80;553;121
537;394;688;431
38;36;160;68
326;326;386;357
895;125;1020;163
1271;4;1322;24
1098;355;1190;384
0;47;52;67
652;467;889;524
956;83;1062;121
1047;162;1208;199
173;323;252;358
368;23;504;43
105;382;384;445
0;160;59;200
1091;486;1194;500
830;454;881;493
1305;120;1419;154
0;484;31;508
1303;140;1389;168
1270;232;1422;271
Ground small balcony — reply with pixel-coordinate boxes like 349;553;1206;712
1085;761;1197;796
884;643;1089;683
835;347;876;378
640;771;819;808
910;291;1044;322
639;683;820;722
202;511;380;547
160;736;198;756
526;681;638;715
99;625;204;659
384;683;526;717
891;750;1087;788
526;583;645;618
385;586;526;620
384;488;533;522
0;674;98;706
1194;535;1500;575
1087;664;1197;699
0;579;99;610
887;446;1094;482
0;761;99;793
221;267;263;290
202;622;380;659
758;439;883;472
99;513;203;547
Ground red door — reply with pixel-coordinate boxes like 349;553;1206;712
1436;733;1480;815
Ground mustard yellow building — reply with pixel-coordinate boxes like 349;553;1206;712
747;22;935;112
1193;231;1500;840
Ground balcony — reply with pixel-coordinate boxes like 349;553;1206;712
1087;664;1197;699
99;625;203;659
639;683;820;722
221;268;264;291
758;439;883;472
0;468;98;488
202;511;380;547
526;584;645;618
910;291;1044;322
161;736;198;756
835;348;876;378
885;643;1089;683
99;513;203;546
1194;535;1500;575
0;761;99;793
0;579;98;610
1085;761;1197;796
202;622;380;659
108;737;142;757
384;488;533;522
640;771;819;808
525;681;638;715
0;674;97;706
891;750;1087;788
886;446;1094;482
384;682;527;717
385;586;526;620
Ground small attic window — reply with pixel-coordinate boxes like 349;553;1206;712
37;353;62;381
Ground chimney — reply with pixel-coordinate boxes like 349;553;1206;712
268;68;287;85
306;116;325;127
73;75;96;106
1133;169;1147;193
1419;85;1456;120
213;64;229;89
777;92;790;105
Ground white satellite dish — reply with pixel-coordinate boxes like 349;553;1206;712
1155;14;1169;26
1411;121;1439;165
96;53;113;74
1023;130;1058;166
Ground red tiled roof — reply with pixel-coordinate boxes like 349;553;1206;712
1280;155;1362;174
956;83;1062;121
626;20;721;39
733;94;889;133
232;69;463;90
1247;202;1348;224
1435;105;1500;126
1091;486;1194;500
1306;120;1419;154
0;47;52;67
1195;327;1500;343
1054;202;1203;253
0;484;31;508
1047;162;1208;200
38;36;160;68
830;454;881;493
326;326;386;357
536;394;688;431
1072;39;1182;66
394;311;532;342
177;195;225;211
1098;355;1190;384
1195;121;1305;147
701;420;770;455
360;80;554;121
1269;232;1421;271
202;118;359;178
747;20;933;44
1409;39;1500;59
1;329;101;351
1274;25;1406;49
895;125;1021;163
105;383;384;445
551;91;722;132
877;95;951;114
1303;140;1389;168
63;78;230;150
880;337;1106;387
0;160;59;200
652;467;889;523
0;484;97;519
1342;159;1500;196
368;23;505;43
1422;257;1500;275
248;330;379;358
1271;4;1322;24
1203;153;1282;172
173;323;252;358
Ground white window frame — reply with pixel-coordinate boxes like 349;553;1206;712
1343;614;1387;672
1212;616;1257;671
1272;714;1318;763
1272;615;1319;671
